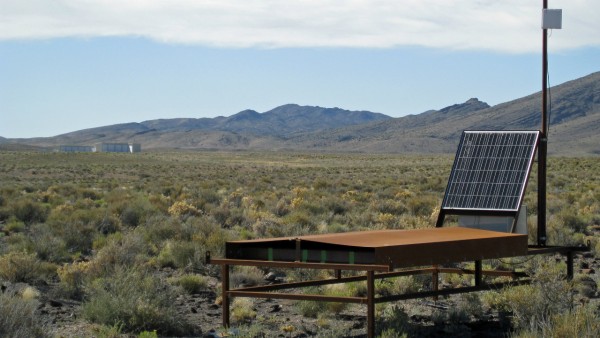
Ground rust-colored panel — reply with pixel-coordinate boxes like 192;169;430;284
223;227;527;268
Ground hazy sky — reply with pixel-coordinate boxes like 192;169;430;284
1;0;599;138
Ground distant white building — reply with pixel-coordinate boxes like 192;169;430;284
129;143;142;153
59;145;94;152
96;143;141;153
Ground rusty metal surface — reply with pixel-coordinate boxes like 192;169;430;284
227;227;523;247
224;227;528;269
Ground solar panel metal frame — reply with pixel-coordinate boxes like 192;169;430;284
437;131;540;224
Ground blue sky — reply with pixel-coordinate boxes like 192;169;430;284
1;0;599;138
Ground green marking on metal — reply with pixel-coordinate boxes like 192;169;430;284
302;249;308;262
349;251;355;264
321;250;327;263
268;247;273;261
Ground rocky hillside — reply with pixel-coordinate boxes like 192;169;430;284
284;72;600;155
4;72;600;155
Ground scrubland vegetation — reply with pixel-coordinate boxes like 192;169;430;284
0;151;598;337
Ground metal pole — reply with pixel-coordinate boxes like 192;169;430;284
538;0;548;246
474;260;482;287
222;264;230;328
367;271;375;338
566;251;574;280
432;265;439;301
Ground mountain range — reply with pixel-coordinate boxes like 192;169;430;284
2;71;599;155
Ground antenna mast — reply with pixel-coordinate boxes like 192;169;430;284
538;1;562;246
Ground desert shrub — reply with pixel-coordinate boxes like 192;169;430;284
172;274;208;294
547;219;585;246
20;286;40;300
391;275;421;295
0;251;56;284
204;226;231;259
454;292;484;320
96;213;121;235
323;284;352;314
483;261;573;332
370;199;407;215
273;197;290;217
140;215;179;243
513;304;600;338
407;195;438;217
297;299;324;318
12;199;49;225
283;211;316;233
2;219;25;233
252;218;286;238
0;291;49;338
57;261;92;300
92;322;124;338
376;305;412;337
89;232;153;277
556;209;588;234
82;267;194;335
61;220;97;256
295;283;356;318
45;208;111;256
168;201;200;218
138;330;158;338
324;198;349;215
156;240;202;270
29;223;69;263
211;204;231;226
0;207;9;222
230;298;257;323
120;205;144;227
230;266;264;288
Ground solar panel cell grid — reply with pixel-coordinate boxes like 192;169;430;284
442;131;539;212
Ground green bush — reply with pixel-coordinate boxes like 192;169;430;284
376;305;412;337
29;223;69;263
173;274;208;294
0;291;49;338
57;261;91;300
156;240;202;270
230;266;264;288
513;304;600;338
0;251;56;284
12;199;49;225
89;232;153;278
297;298;324;318
82;267;194;335
230;298;257;323
483;261;573;332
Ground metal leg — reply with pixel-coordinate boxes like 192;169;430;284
367;271;375;338
222;264;230;328
566;251;574;280
475;260;482;287
432;265;439;300
335;269;342;279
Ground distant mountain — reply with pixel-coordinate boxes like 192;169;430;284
8;104;391;149
281;72;600;155
140;104;391;136
4;72;600;155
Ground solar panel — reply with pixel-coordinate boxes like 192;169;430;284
441;131;539;213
